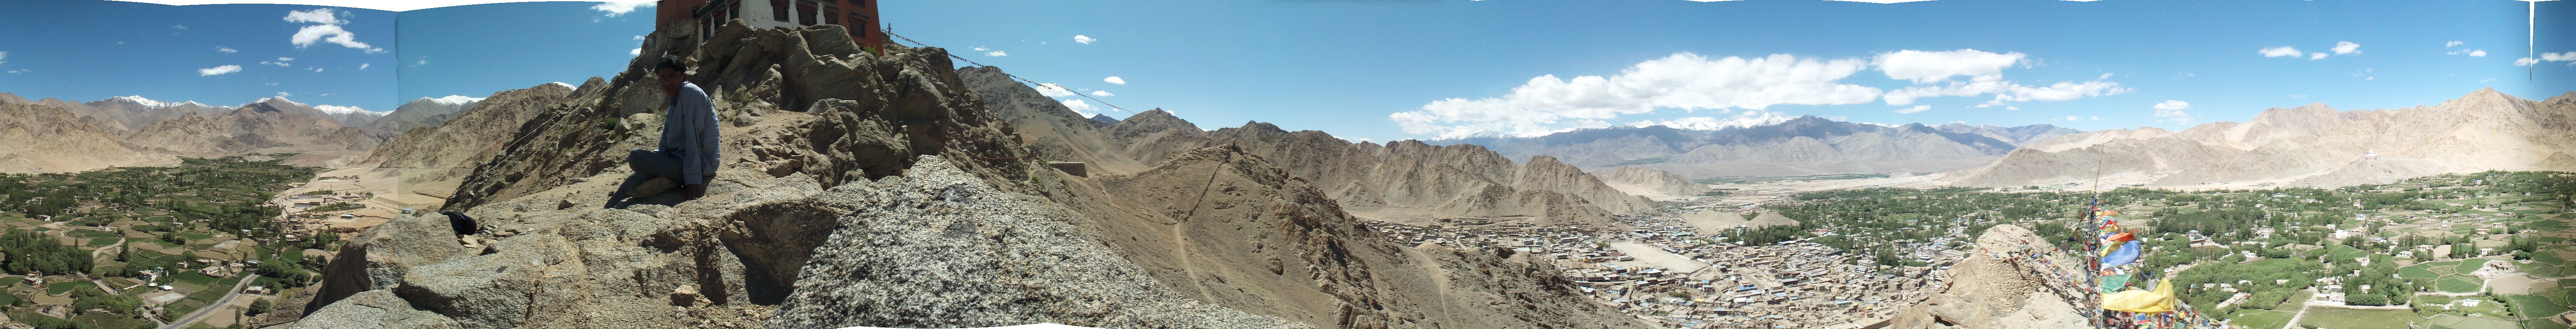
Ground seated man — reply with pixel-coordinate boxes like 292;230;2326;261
607;54;719;208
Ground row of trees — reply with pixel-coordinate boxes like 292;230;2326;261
0;231;93;274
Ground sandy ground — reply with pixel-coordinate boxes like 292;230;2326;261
1608;241;1709;274
1702;173;1950;205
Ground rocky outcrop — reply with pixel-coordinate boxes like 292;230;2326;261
1886;224;2085;329
766;156;1306;329
1598;166;1710;198
1056;145;1648;329
1950;88;2576;188
0;103;178;173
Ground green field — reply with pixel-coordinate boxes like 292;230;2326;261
2507;294;2572;319
45;281;88;295
2228;309;2296;329
85;237;118;246
0;276;24;287
2439;275;2486;293
2458;259;2492;273
2299;307;2422;329
2401;265;2443;278
171;272;215;286
2426;314;2520;329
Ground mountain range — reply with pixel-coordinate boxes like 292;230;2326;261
1435;117;2079;179
1949;88;2576;188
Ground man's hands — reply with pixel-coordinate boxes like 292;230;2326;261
682;184;708;200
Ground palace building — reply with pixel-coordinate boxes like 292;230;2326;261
657;0;886;49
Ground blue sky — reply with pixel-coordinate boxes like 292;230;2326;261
0;0;648;112
0;1;398;110
397;1;651;104
883;0;2576;141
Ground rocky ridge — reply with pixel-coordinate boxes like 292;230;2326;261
1435;117;2045;179
1598;166;1710;198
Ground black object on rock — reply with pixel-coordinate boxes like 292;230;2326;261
441;210;481;235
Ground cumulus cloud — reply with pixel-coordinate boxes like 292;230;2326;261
591;1;653;17
2330;41;2360;55
1873;49;2024;84
2308;53;2327;60
984;51;1007;57
1103;76;1125;85
1073;35;1096;44
1035;83;1078;97
2152;100;2193;124
631;48;641;56
285;10;383;53
283;8;344;25
2525;52;2576;66
1089;90;1114;97
199;65;243;76
1060;99;1097;116
2259;46;2303;57
216;46;237;53
2468;49;2487;57
633;35;646;41
2446;41;2464;47
1894;105;1931;114
1392;52;1879;139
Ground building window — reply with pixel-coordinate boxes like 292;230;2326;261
797;0;817;25
823;5;838;26
770;0;789;22
849;13;865;37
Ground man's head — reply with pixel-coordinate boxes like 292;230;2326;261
656;54;687;98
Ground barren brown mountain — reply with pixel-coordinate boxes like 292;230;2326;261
0;103;177;173
1950;88;2576;188
1598;166;1710;198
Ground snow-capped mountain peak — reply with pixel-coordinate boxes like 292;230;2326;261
107;95;172;108
252;96;309;107
314;104;381;116
417;95;487;107
547;82;577;90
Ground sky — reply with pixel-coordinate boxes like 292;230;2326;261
0;1;398;110
0;0;650;112
880;0;2576;142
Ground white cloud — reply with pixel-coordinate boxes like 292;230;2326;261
1624;111;1793;131
0;51;7;65
2446;41;2464;47
359;63;369;70
1894;105;1931;114
1060;99;1098;116
2152;100;2193;124
1973;80;2129;108
1035;83;1078;97
283;8;344;25
260;61;290;67
630;48;641;56
215;46;237;53
1089;90;1114;97
415;57;428;66
2468;49;2487;57
276;92;291;97
198;65;243;76
2005;106;2020;110
5;69;26;74
2259;46;2303;57
2064;116;2080;121
633;35;646;41
2308;53;2327;60
1073;35;1096;44
1391;52;1880;139
1103;76;1125;85
172;25;187;29
2330;41;2360;55
289;22;384;53
278;57;293;61
2090;116;2101;121
591;1;654;17
984;51;1007;57
1872;49;2023;84
971;46;990;51
311;67;324;73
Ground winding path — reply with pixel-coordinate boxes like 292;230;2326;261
157;273;259;329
